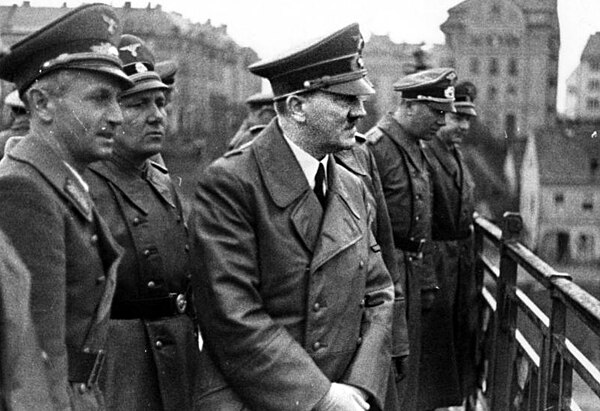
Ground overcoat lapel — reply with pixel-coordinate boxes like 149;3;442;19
378;114;426;173
311;156;362;272
428;137;461;190
253;121;323;252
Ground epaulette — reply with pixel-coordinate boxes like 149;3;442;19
149;160;168;174
223;140;253;158
364;127;384;144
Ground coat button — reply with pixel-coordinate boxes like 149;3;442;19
357;337;363;345
77;383;87;394
147;281;156;289
415;215;421;221
132;217;141;226
312;342;321;351
143;249;151;257
90;234;98;244
358;260;365;269
184;244;190;252
155;340;163;349
359;299;365;308
313;302;321;312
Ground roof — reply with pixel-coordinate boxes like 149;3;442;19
581;32;600;62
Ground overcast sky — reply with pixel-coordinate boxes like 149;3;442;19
2;0;599;112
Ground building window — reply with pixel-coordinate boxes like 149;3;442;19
507;85;517;95
470;57;480;75
508;58;518;76
591;158;599;176
589;80;600;91
583;198;594;211
488;86;497;100
554;193;564;205
591;61;600;71
547;76;557;87
586;98;600;109
489;58;499;75
505;114;516;139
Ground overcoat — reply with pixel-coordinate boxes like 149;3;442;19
190;121;394;411
334;143;409;410
87;158;199;411
365;113;437;411
0;134;122;409
420;136;478;409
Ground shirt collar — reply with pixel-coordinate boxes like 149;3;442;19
283;134;328;190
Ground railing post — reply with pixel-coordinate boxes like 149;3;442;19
472;215;486;405
540;287;572;411
490;212;522;410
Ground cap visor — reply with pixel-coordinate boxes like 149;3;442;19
427;101;455;113
455;103;477;116
323;77;375;96
69;64;133;89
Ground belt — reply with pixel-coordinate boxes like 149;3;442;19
68;350;105;388
394;235;426;254
111;293;188;320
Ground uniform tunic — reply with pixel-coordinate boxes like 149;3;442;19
420;136;478;409
190;121;394;411
87;158;198;411
365;113;437;411
0;134;122;410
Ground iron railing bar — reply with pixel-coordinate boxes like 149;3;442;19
515;329;540;366
552;336;600;397
481;254;499;281
515;288;550;332
502;241;572;288
551;277;600;337
482;286;497;312
474;214;502;244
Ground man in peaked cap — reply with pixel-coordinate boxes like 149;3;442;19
365;67;456;411
420;80;479;410
0;4;130;409
190;23;394;411
227;89;276;150
87;34;201;411
0;90;30;157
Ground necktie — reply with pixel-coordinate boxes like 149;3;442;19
314;163;326;208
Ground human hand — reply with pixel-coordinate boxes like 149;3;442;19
316;382;370;410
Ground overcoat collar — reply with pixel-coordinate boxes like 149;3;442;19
426;136;461;189
7;134;94;222
333;146;368;178
377;113;426;173
253;121;362;267
88;158;176;214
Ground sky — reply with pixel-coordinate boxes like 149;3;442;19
2;0;600;112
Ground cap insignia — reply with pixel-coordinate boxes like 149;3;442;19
446;71;457;81
91;42;119;57
102;14;118;35
120;43;141;57
356;56;365;70
135;62;148;73
444;86;455;99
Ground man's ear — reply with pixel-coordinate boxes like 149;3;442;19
27;88;54;123
286;94;306;123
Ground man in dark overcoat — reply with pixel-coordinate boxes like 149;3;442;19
228;90;276;150
420;81;479;410
190;23;394;411
87;34;200;411
0;4;130;409
365;68;457;411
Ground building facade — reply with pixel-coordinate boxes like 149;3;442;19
0;1;262;161
440;0;560;140
565;33;600;120
520;123;600;263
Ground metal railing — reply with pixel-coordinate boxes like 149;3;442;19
473;212;600;410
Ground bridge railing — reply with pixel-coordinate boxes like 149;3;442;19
473;212;600;411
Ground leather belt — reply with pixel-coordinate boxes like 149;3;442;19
394;235;426;254
111;293;188;320
68;350;105;388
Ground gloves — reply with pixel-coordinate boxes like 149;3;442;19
315;383;370;411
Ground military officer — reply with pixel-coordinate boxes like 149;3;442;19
227;90;276;150
420;80;479;410
190;23;394;411
365;68;456;411
87;35;199;410
0;90;29;157
0;4;130;409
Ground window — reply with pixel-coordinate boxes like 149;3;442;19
547;76;557;87
470;57;480;75
591;158;599;176
489;58;499;75
554;193;564;205
589;80;600;91
586;98;600;109
507;85;517;95
591;61;600;71
508;58;518;76
583;199;594;211
505;114;516;139
488;86;498;100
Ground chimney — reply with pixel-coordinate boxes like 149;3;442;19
155;4;162;11
22;1;30;7
124;2;131;8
